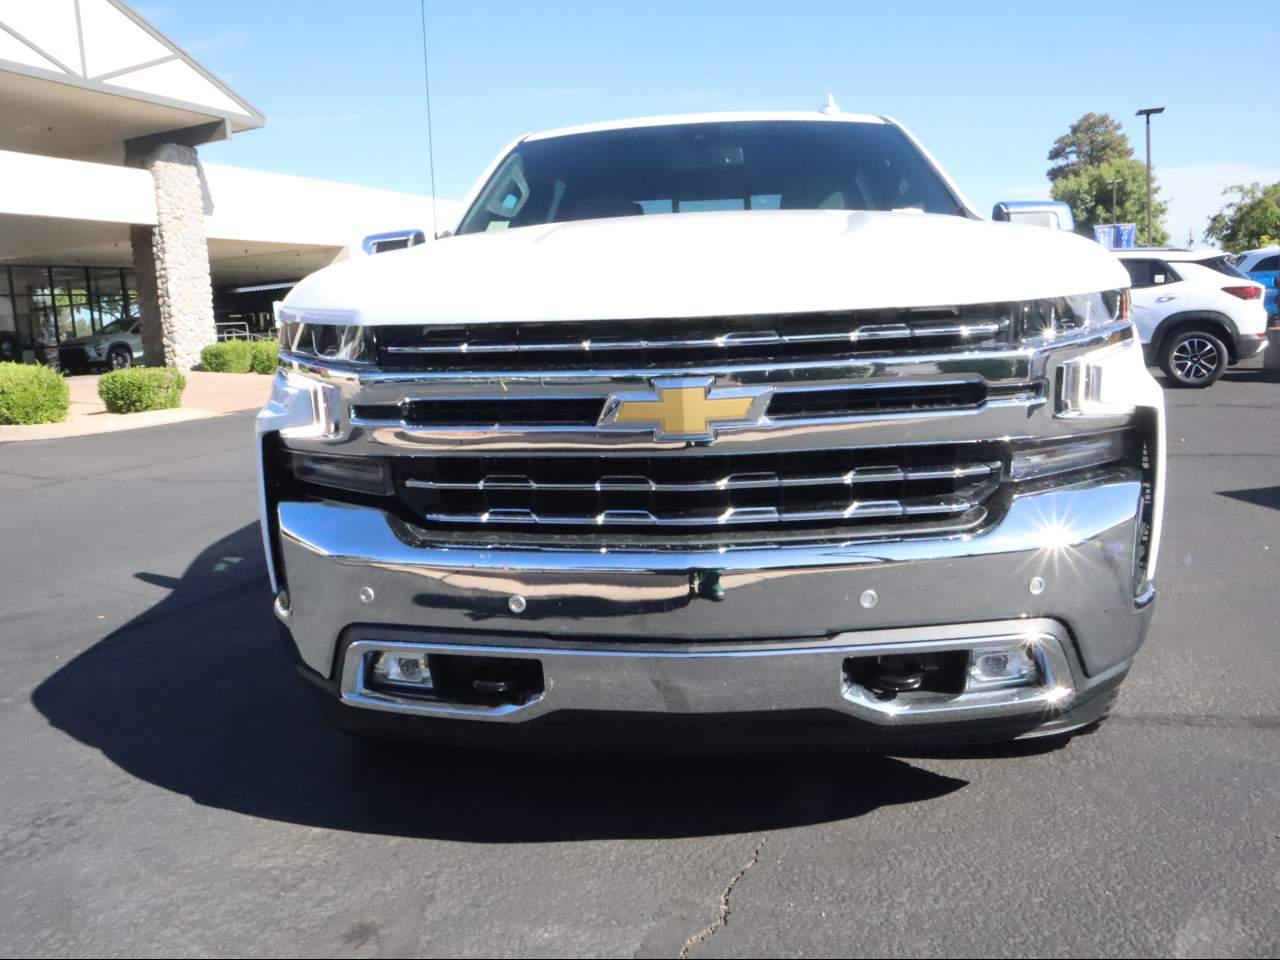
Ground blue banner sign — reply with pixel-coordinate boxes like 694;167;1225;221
1093;224;1138;249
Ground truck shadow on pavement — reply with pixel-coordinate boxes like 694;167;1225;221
1219;365;1280;385
32;523;969;842
1217;485;1280;513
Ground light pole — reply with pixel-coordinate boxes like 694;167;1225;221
1105;178;1122;224
1135;107;1165;245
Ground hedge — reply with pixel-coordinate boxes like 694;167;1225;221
200;340;252;373
201;339;279;374
98;367;186;413
0;362;70;424
249;339;279;374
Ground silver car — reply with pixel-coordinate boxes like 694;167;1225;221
56;318;144;373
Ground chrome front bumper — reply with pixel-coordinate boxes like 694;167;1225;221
274;471;1152;735
335;625;1083;725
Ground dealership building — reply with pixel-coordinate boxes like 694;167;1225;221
0;0;457;369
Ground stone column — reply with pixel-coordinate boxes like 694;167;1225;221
129;224;164;365
127;143;216;370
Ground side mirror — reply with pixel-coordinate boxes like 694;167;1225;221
991;201;1075;232
362;229;427;255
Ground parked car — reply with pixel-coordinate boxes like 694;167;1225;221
258;108;1165;750
1114;248;1268;387
56;318;143;373
1234;246;1279;319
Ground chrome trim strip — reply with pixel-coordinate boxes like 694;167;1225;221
329;402;1133;456
349;396;1043;450
420;491;985;528
280;320;1133;385
357;376;1006;410
403;460;999;493
358;381;1031;433
278;475;1143;571
297;349;1035;384
380;321;1007;356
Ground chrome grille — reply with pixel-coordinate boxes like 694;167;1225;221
394;444;1004;535
375;306;1016;371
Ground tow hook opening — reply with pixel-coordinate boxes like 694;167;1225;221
843;651;969;700
367;652;545;707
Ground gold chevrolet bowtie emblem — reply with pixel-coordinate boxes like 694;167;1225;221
600;378;772;441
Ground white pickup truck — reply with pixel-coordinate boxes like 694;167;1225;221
257;109;1165;750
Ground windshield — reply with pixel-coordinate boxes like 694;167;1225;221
457;120;967;235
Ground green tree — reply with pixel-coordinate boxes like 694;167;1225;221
1203;182;1280;252
1046;112;1169;245
1047;113;1133;183
1050;158;1170;247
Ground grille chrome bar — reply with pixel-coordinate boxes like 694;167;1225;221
373;308;1021;374
353;381;1035;430
381;322;1006;357
393;440;1005;536
405;461;998;493
423;495;985;528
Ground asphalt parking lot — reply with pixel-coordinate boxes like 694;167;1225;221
2;361;1278;959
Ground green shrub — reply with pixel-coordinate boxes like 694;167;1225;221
0;362;70;424
248;339;279;374
200;340;252;373
98;367;186;413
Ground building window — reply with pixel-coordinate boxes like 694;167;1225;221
8;266;56;361
0;266;140;364
50;266;94;341
0;268;15;363
90;268;128;332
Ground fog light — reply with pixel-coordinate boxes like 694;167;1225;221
967;646;1038;691
370;652;433;690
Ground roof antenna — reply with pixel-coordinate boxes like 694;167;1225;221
819;92;841;115
418;0;440;239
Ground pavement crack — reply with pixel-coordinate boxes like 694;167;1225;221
0;469;250;487
678;836;766;959
0;470;70;486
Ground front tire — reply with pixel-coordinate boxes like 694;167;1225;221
1160;329;1227;387
107;345;132;370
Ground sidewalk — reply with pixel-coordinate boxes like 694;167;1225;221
0;371;272;443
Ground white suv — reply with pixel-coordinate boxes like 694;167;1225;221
1115;248;1268;387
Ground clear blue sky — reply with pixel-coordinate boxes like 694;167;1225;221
140;0;1279;244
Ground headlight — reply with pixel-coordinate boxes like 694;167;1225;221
1009;432;1127;482
290;452;392;495
277;311;375;366
1017;289;1126;345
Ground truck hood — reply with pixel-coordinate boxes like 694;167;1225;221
283;210;1128;325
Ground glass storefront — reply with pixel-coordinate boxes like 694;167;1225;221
0;265;139;364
